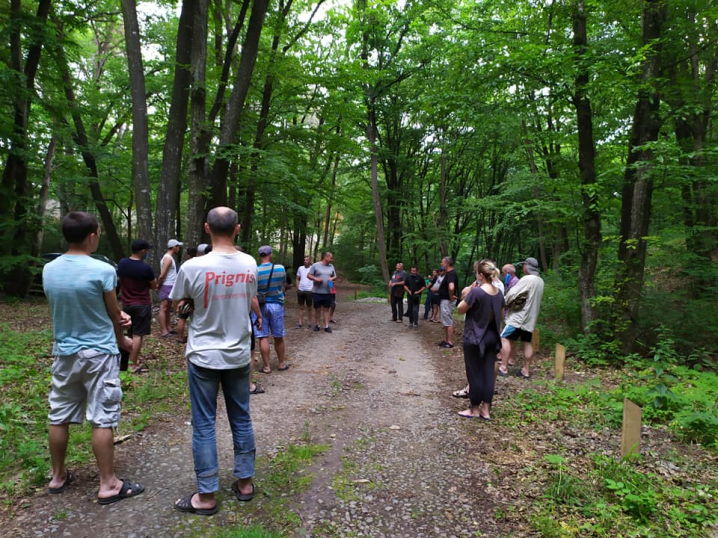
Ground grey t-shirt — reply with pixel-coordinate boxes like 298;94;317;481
170;251;258;369
308;262;336;294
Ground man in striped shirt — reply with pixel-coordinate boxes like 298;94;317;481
253;246;289;374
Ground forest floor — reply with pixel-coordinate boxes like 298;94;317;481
1;284;717;538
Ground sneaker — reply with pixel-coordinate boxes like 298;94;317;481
325;326;332;333
295;324;302;329
440;342;455;349
313;325;320;331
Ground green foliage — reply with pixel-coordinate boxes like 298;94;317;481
0;325;55;491
212;526;284;538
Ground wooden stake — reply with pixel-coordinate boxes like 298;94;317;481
621;398;642;458
531;328;540;352
555;343;566;380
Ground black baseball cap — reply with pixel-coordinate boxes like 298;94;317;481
131;239;153;252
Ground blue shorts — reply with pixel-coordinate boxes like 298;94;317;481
500;324;533;343
252;302;285;339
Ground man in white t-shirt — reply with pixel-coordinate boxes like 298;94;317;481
158;239;183;336
295;255;313;328
170;207;261;516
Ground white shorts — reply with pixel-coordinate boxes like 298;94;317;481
48;350;123;428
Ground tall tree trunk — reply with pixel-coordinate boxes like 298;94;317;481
186;0;209;248
31;136;57;258
573;1;601;333
1;0;52;294
368;104;389;282
157;0;194;257
208;0;270;209
520;120;548;270
614;0;666;354
120;0;153;243
56;41;124;260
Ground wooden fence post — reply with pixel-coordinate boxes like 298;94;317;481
554;343;565;380
621;398;642;458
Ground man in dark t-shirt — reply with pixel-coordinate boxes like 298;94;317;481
404;265;426;329
118;239;157;372
389;262;408;322
438;256;459;348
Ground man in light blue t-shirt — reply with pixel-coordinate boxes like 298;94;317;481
43;212;143;505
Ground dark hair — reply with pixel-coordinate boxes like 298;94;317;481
186;246;198;257
207;207;238;236
62;212;99;244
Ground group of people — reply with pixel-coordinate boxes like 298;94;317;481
389;258;459;347
388;255;545;420
42;207;346;515
453;258;544;420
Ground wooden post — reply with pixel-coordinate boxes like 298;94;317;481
620;398;642;458
531;328;540;352
554;343;565;380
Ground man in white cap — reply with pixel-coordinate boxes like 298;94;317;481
498;257;544;378
158;239;183;337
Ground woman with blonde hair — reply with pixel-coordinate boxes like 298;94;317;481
455;259;505;419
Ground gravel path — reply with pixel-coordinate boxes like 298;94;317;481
6;292;503;537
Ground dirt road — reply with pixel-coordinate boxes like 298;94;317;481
7;289;504;537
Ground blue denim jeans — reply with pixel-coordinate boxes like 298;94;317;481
187;361;255;493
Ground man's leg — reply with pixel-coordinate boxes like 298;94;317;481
49;424;70;490
93;427;133;499
130;335;143;369
323;306;331;328
159;300;170;335
221;365;255;497
522;341;534;377
445;325;454;345
187;362;221;509
298;303;305;326
390;295;398;321
258;337;271;372
499;338;515;374
275;337;286;369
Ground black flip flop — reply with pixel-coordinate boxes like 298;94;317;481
277;364;290;371
231;480;254;502
49;469;75;494
174;492;218;516
97;479;145;505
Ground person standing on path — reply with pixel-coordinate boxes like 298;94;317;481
176;246;198;344
158;239;183;336
295;255;314;328
498;257;545;378
308;251;337;333
456;260;504;419
253;246;288;374
118;239;157;373
43;212;144;505
429;268;444;322
404;265;426;329
170;207;258;516
423;270;437;320
438;257;459;348
389;262;408;322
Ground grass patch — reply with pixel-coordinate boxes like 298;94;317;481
0;322;189;498
254;441;330;533
212;525;284;538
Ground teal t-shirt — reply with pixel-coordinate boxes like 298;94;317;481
257;262;286;304
43;254;119;356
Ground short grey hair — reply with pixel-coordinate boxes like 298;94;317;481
207;207;238;236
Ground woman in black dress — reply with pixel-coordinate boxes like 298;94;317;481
456;260;505;419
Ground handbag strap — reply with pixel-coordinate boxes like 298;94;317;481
263;264;275;293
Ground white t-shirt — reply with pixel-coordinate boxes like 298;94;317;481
170;251;257;369
296;265;313;292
